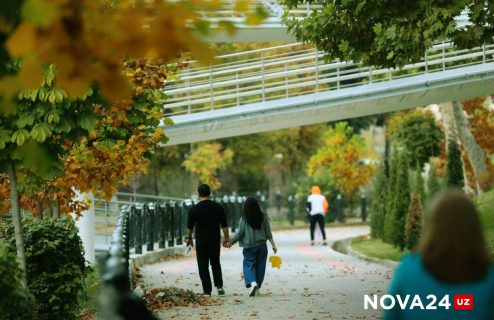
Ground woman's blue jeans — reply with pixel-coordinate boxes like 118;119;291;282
242;243;268;288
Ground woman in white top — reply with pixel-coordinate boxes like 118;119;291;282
306;186;328;246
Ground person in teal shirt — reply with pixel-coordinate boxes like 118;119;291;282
384;190;494;320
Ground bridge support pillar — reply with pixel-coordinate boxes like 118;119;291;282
73;191;95;265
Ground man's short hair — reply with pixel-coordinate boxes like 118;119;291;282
198;184;211;197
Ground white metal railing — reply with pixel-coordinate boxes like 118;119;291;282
163;41;494;115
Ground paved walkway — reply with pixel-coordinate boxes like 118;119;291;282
140;226;394;319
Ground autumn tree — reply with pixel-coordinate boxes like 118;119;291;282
183;143;234;190
307;122;375;199
451;100;490;194
462;96;494;189
1;0;267;107
0;65;99;283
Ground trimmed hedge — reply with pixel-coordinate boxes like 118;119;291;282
0;216;87;320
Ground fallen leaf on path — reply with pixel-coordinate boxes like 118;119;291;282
143;287;223;311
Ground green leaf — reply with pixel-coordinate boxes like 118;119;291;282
163;117;174;126
78;114;97;131
16;114;35;128
30;123;51;142
11;128;30;146
0;129;12;149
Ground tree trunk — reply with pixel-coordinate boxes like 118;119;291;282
439;102;468;189
54;199;60;218
6;161;27;287
35;194;43;220
440;102;456;142
452;100;489;194
48;204;56;218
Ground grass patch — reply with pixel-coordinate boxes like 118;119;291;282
270;219;307;229
476;189;494;253
351;238;408;262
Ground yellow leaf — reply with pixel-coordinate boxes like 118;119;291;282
18;54;45;89
269;255;282;269
5;22;37;57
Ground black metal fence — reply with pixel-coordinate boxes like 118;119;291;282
97;197;247;319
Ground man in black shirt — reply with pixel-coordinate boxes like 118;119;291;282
186;184;230;296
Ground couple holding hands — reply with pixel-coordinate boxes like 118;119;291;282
186;184;277;297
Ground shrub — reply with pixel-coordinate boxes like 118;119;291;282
427;163;441;205
370;164;387;239
405;193;424;251
446;138;465;188
391;152;411;250
0;216;87;320
384;151;410;249
384;150;398;243
0;240;37;320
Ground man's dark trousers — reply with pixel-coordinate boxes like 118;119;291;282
195;236;223;294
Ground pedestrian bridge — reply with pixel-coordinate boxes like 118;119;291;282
163;42;494;145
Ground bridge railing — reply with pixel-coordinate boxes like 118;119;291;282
164;41;494;115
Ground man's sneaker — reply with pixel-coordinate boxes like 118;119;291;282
201;292;211;296
217;288;225;296
249;283;258;297
255;288;261;297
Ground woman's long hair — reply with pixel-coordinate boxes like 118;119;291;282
243;197;264;230
419;189;490;284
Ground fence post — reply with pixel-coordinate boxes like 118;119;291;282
176;202;183;246
287;195;295;226
336;65;340;89
260;194;268;214
146;204;154;252
236;72;240;106
158;203;166;249
236;196;244;230
134;206;142;254
360;195;367;222
168;201;175;247
124;209;130;275
261;51;266;101
229;195;236;233
315;48;319;93
336;194;344;223
164;201;170;247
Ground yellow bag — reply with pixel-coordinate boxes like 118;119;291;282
269;255;282;269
